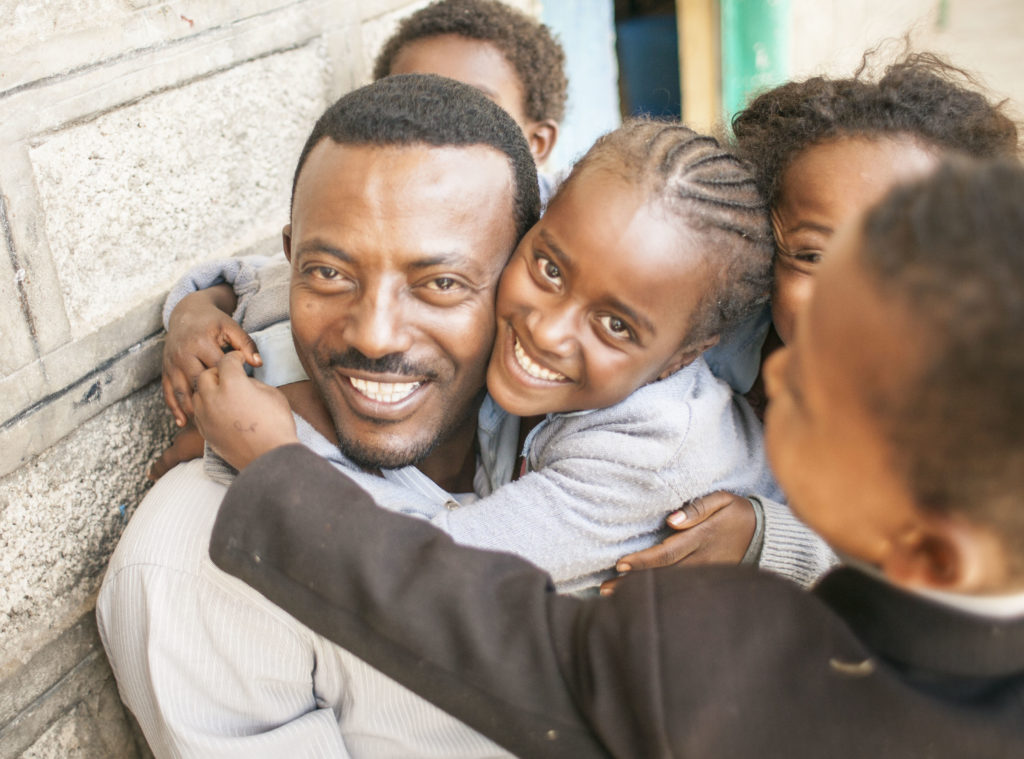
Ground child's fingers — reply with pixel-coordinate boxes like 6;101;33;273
665;491;748;530
161;374;188;427
613;532;697;574
162;365;196;422
219;323;262;367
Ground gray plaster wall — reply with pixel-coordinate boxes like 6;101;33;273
0;1;550;755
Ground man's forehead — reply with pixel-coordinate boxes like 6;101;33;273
291;139;517;268
294;140;512;212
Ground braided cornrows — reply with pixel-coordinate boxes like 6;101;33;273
559;119;773;345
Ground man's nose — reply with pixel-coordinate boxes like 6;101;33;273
343;285;414;359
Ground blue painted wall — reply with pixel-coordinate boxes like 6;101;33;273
540;0;622;174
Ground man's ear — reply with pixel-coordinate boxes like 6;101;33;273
882;511;1011;593
656;334;720;380
282;224;293;263
525;120;559;165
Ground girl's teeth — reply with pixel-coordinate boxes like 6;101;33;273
349;377;421;403
513;337;567;382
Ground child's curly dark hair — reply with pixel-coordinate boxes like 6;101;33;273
731;52;1020;208
373;0;568;124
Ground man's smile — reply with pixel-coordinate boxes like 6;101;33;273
348;376;422;404
330;369;432;421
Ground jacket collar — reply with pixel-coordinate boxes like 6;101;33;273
814;567;1024;678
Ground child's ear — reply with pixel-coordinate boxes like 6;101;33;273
282;224;293;262
656;334;721;380
525;120;559;165
882;511;1011;593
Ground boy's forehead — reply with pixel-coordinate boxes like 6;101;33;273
388;35;528;126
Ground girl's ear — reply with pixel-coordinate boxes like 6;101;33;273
882;511;1011;593
282;224;293;262
656;334;721;380
525;120;559;165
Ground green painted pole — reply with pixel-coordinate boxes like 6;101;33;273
720;0;790;127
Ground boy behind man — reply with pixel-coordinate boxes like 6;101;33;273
212;158;1024;757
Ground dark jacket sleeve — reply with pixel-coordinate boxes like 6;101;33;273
209;446;874;759
209;445;615;758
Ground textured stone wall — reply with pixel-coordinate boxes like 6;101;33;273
0;1;530;755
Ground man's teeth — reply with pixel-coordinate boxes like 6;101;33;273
514;337;567;382
349;377;421;403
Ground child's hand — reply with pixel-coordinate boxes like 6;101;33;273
162;285;261;427
599;491;756;595
148;422;206;481
192;352;298;472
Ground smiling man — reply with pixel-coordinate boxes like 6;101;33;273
97;75;540;758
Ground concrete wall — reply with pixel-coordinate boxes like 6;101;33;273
0;1;533;756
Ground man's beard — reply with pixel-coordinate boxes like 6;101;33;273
313;346;471;472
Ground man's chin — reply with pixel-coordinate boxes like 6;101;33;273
336;433;436;472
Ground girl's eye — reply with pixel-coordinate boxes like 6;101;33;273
598;314;633;340
537;256;561;283
794;251;823;265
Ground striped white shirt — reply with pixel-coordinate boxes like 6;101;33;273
97;458;513;758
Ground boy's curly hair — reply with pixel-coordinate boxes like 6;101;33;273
860;158;1024;575
373;0;568;124
731;52;1020;208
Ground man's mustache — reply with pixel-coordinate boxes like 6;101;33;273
315;347;437;380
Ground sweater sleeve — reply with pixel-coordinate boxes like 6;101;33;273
162;252;288;332
753;495;838;588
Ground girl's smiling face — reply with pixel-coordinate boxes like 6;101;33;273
771;135;939;344
486;168;716;417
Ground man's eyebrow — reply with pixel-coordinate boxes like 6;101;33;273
407;252;473;270
295;239;353;263
538;229;655;335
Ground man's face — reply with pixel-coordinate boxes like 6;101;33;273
763;221;920;563
285;140;517;471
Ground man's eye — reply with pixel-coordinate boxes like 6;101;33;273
598;314;633;340
312;266;340;279
426;277;460;291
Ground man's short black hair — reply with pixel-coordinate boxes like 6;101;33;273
859;158;1024;573
373;0;567;124
291;74;540;242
